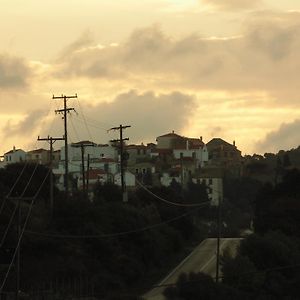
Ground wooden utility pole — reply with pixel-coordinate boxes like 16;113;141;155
71;142;95;194
53;94;77;195
16;198;21;300
215;176;223;283
37;136;65;213
87;154;90;192
110;125;131;202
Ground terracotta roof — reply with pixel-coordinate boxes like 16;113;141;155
4;149;23;155
206;138;235;148
27;148;48;154
84;169;107;180
126;144;147;150
71;141;96;146
157;132;183;139
173;145;203;150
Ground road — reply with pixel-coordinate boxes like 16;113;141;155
143;238;242;300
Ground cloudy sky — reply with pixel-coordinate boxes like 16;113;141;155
1;0;300;155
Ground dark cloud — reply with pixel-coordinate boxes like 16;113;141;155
201;0;262;10
3;110;45;139
58;30;94;60
64;90;196;144
256;119;300;153
54;15;300;105
0;54;31;88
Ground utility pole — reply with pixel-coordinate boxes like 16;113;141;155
37;136;65;214
72;142;94;195
16;198;21;300
215;176;223;283
86;154;90;192
53;94;77;196
110;125;131;202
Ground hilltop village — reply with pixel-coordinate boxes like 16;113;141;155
0;132;242;206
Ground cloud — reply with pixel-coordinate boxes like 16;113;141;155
61;90;196;145
0;54;31;89
256;119;300;153
3;110;45;139
53;14;300;106
201;0;262;10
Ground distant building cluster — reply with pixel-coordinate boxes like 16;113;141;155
0;132;242;206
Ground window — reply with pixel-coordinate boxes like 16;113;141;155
180;152;183;159
192;152;196;159
135;169;139;174
209;178;213;185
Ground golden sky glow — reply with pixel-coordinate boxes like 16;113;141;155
1;0;300;154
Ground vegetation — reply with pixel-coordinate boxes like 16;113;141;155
0;163;211;299
164;168;300;299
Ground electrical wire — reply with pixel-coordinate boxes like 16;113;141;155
0;169;50;293
135;177;210;207
0;163;39;247
25;201;210;240
0;205;18;247
0;163;28;216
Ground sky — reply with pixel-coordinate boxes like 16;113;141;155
1;0;300;155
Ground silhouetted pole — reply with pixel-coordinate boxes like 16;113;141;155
38;136;65;213
53;94;77;196
72;142;94;195
87;154;90;192
15;198;21;300
215;177;223;283
110;125;131;202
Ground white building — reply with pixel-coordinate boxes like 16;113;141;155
1;147;27;167
60;141;118;162
114;171;136;188
173;142;209;168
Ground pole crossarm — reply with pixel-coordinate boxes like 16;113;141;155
52;94;77;100
52;94;77;195
109;125;131;131
109;124;131;202
71;142;95;194
38;136;65;142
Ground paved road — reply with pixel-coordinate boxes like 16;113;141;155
143;238;242;300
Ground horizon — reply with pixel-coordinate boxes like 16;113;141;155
1;0;300;155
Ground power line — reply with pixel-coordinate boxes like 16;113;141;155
0;163;39;248
0;169;51;295
110;124;131;202
135;178;210;207
24;202;210;240
53;94;77;195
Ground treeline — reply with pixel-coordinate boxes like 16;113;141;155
0;163;215;299
164;168;300;299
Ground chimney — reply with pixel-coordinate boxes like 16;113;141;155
186;139;189;150
13;146;16;152
200;136;203;142
233;140;236;146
